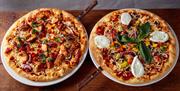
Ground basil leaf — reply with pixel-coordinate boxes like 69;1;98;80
138;22;151;40
138;42;152;64
117;34;138;43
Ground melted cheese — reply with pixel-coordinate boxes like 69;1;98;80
94;35;110;48
150;31;169;42
131;56;144;77
120;13;132;25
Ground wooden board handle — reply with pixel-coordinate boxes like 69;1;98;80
78;67;102;91
77;0;98;20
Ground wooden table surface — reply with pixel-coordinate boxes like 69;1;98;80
0;9;180;91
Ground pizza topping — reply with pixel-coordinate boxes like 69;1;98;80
41;44;47;51
54;54;64;66
26;34;36;42
94;35;110;48
39;53;46;63
21;64;32;72
5;48;12;54
131;56;145;77
74;49;81;61
10;56;15;60
54;37;61;43
137;22;151;40
46;61;54;69
32;29;39;34
33;25;42;33
37;63;47;72
31;21;39;28
150;31;169;42
47;42;57;47
96;26;105;35
120;13;132;25
122;71;133;80
138;42;152;64
47;57;55;62
16;51;28;64
117;22;153;64
116;60;128;69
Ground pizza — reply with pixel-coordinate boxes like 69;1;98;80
2;8;87;81
89;9;177;84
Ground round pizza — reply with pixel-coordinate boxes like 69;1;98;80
89;9;177;84
2;8;87;81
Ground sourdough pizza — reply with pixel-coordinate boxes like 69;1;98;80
2;8;87;81
89;9;177;84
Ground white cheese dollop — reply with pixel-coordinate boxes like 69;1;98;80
94;35;110;48
120;13;132;25
150;31;169;42
131;56;145;78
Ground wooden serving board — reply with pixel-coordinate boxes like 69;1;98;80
0;9;180;91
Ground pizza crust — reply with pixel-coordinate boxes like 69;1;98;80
2;8;88;81
89;9;177;84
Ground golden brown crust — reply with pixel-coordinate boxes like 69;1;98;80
2;8;87;81
89;8;177;84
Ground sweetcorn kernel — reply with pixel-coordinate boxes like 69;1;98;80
120;61;128;68
145;41;150;46
122;45;126;48
132;48;138;52
152;43;158;47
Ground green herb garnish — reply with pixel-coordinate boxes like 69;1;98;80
42;39;48;44
31;21;38;28
117;35;138;43
32;29;38;34
41;17;47;21
17;43;21;48
138;42;152;64
47;57;54;62
39;53;46;63
54;37;61;42
137;22;151;40
160;46;167;52
116;22;152;63
17;36;21;41
117;22;151;43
